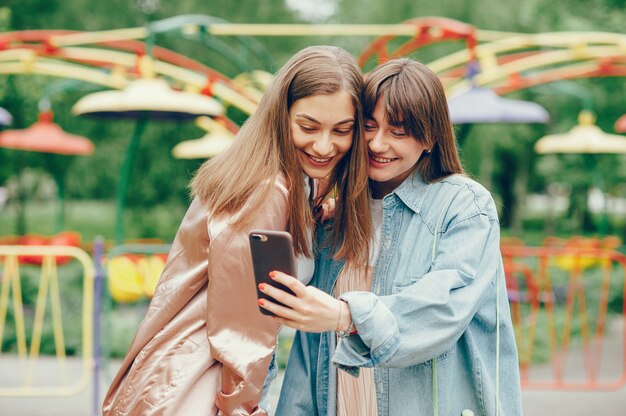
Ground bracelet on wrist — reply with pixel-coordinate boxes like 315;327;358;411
336;301;355;338
335;300;343;332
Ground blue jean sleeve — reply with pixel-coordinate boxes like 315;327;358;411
333;213;502;370
333;292;400;369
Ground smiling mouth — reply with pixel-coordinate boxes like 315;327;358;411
304;152;334;164
369;154;398;164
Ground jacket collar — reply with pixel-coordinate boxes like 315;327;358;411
387;171;432;214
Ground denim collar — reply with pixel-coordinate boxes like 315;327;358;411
387;171;432;214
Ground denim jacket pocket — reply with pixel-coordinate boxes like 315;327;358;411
415;345;455;367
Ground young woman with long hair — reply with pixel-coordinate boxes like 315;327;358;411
102;45;371;416
262;59;522;416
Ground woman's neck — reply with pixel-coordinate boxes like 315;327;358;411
370;179;400;199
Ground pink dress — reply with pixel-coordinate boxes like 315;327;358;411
335;197;382;416
335;265;378;416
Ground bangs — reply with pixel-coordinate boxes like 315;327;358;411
364;72;425;141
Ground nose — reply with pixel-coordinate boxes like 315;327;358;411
368;130;388;154
312;132;333;156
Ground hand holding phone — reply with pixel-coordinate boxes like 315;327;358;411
249;230;297;316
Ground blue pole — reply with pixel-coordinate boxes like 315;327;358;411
92;237;105;415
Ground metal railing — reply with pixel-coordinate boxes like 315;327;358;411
0;245;94;397
502;245;626;390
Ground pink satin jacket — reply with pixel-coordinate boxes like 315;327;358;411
103;177;288;416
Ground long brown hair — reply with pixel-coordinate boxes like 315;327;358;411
363;59;464;182
191;46;371;263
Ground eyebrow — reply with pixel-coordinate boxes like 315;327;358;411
295;114;355;125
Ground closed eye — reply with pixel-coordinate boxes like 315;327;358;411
299;124;317;133
334;128;352;135
364;122;377;132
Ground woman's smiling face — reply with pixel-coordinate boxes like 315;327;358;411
365;98;428;197
289;90;355;179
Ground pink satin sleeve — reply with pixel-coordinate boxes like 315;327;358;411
206;179;288;416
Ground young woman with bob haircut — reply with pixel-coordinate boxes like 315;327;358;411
103;45;371;416
261;59;522;416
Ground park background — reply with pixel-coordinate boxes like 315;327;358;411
1;0;626;415
3;0;626;242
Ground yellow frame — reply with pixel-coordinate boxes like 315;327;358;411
0;246;94;397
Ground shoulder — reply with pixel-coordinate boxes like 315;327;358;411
208;174;289;240
273;173;289;198
244;174;290;221
244;174;289;212
425;174;498;229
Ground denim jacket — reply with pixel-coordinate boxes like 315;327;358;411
276;172;522;416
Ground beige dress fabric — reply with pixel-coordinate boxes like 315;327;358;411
103;177;288;416
335;198;382;416
335;265;378;416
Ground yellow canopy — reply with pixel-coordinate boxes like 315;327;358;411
172;131;235;159
72;78;223;120
535;111;626;154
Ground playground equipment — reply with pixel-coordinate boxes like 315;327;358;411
1;17;625;105
0;108;94;231
535;110;626;234
502;241;626;390
0;106;12;126
0;231;82;265
107;252;167;302
172;115;236;159
73;61;224;244
0;245;94;397
2;16;626;413
448;86;550;124
615;114;626;133
536;110;626;154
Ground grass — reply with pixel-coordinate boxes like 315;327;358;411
0;199;187;243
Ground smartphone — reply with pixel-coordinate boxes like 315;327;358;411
249;230;297;316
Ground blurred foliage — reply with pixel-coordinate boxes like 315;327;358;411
0;0;625;241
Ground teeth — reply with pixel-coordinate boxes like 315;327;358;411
308;154;332;163
370;155;395;163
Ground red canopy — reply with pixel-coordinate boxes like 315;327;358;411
614;114;626;133
0;111;94;155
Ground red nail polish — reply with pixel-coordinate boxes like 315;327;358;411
258;283;266;291
269;271;276;279
258;299;265;306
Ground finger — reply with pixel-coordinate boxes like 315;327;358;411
258;298;300;321
321;198;336;221
259;282;298;308
321;205;329;221
270;271;306;296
